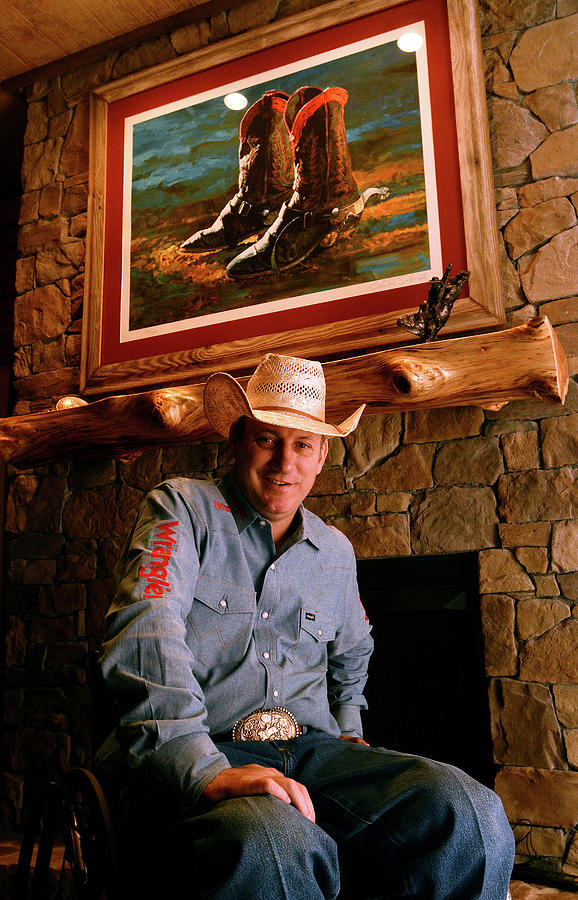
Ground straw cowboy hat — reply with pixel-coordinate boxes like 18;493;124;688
203;353;365;438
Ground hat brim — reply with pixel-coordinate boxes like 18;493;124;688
203;372;364;438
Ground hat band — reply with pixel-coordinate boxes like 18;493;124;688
253;405;326;424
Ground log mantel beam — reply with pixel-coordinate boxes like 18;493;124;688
0;317;568;469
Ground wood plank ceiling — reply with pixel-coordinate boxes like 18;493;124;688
0;0;233;84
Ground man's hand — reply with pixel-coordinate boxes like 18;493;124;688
202;764;316;822
339;735;369;745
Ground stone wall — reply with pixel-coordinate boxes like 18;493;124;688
1;0;577;885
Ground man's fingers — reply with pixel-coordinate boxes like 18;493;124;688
202;764;316;821
339;735;369;746
262;774;315;822
279;778;316;822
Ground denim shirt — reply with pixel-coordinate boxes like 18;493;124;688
97;472;373;801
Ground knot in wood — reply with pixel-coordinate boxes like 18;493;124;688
387;358;446;400
151;392;182;428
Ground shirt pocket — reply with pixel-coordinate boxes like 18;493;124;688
187;576;255;666
291;608;337;669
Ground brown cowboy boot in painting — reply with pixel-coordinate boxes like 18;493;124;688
180;90;294;252
226;85;386;278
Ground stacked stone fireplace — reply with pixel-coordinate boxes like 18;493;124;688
0;0;577;888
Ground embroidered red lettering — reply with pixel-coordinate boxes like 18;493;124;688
155;522;179;542
150;551;171;566
143;582;165;597
139;520;179;600
152;540;175;551
214;500;231;512
139;565;169;580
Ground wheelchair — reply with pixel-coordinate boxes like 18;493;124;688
15;649;120;900
15;765;118;900
14;650;381;899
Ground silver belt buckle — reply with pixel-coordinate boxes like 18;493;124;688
232;707;302;741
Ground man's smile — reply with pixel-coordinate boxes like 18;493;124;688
264;476;293;487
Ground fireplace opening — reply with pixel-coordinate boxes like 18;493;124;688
357;553;494;787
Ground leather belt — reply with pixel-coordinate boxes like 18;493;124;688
214;707;303;742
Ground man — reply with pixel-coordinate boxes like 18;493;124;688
97;353;515;899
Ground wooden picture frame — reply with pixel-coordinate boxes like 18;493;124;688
81;0;503;396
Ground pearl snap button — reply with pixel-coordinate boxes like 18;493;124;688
261;611;269;619
263;651;270;659
219;600;227;608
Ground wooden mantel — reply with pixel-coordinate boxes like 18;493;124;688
0;317;568;469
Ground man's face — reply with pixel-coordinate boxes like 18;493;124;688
230;418;328;541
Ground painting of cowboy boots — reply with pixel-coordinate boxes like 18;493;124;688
125;28;436;337
180;90;293;252
226;86;388;278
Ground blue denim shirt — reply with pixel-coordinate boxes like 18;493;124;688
97;472;373;801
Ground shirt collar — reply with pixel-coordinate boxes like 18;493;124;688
300;507;325;550
219;472;257;534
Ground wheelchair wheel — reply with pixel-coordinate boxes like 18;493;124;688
60;767;118;900
16;767;118;900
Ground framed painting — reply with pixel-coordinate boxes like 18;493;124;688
81;0;503;395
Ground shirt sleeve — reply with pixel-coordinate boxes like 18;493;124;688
97;481;231;801
326;534;374;739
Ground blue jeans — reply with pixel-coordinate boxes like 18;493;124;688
118;732;514;899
